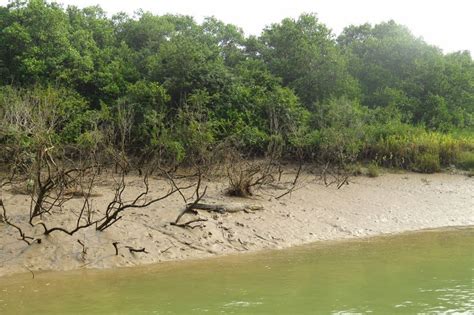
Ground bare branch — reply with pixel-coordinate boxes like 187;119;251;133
174;169;207;224
96;172;189;232
0;199;37;245
171;218;208;229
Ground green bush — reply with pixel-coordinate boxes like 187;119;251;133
345;163;363;176
414;152;441;173
456;151;474;170
367;163;380;177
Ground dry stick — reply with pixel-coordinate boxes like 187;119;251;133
321;161;330;186
173;169;207;224
0;171;14;189
160;246;172;254
238;238;249;250
255;234;278;244
277;164;284;182
0;199;36;245
37;174;98;236
77;239;87;261
24;265;35;279
293;161;303;186
160;167;189;204
275;162;304;200
29;165;80;224
112;242;120;255
337;176;349;189
30;166;93;228
170;218;208;229
96;172;192;231
275;186;296;200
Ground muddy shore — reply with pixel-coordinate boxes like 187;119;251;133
1;171;473;277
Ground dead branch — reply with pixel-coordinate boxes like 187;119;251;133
24;265;35;279
314;161;351;189
160;246;172;254
274;159;307;200
35;171;98;236
96;172;190;232
0;199;36;245
170;218;208;229
173;168;207;224
77;239;87;261
112;242;120;255
337;176;349;189
293;161;303;186
275;186;296;200
29;162;94;226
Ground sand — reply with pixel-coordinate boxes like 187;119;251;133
0;170;473;277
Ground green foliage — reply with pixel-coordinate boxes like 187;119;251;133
173;95;215;163
0;2;472;169
0;85;91;146
365;128;473;172
456;151;474;170
345;163;363;176
338;21;474;130
414;152;441;173
367;163;380;177
260;14;359;107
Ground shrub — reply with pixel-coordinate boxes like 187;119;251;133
414;152;441;173
456;151;474;170
367;163;380;177
225;160;275;197
345;163;363;176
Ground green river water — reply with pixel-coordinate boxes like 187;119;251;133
1;228;473;314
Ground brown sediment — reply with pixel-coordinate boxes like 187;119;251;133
0;171;472;277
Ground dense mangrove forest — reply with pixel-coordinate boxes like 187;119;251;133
0;0;472;174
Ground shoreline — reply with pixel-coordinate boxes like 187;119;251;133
3;225;473;281
1;172;473;278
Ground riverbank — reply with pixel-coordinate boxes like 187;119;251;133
1;171;473;277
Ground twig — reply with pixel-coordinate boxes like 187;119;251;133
0;199;35;245
112;242;120;255
24;265;35;279
275;186;295;200
170;218;208;229
238;238;248;250
174;169;207;224
160;246;172;254
337;176;349;189
96;171;189;231
77;239;87;261
293;162;303;186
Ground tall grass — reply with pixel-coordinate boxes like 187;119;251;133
300;119;474;174
364;128;473;173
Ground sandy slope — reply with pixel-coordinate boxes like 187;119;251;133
0;170;473;277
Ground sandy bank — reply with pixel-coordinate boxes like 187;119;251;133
1;171;473;277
